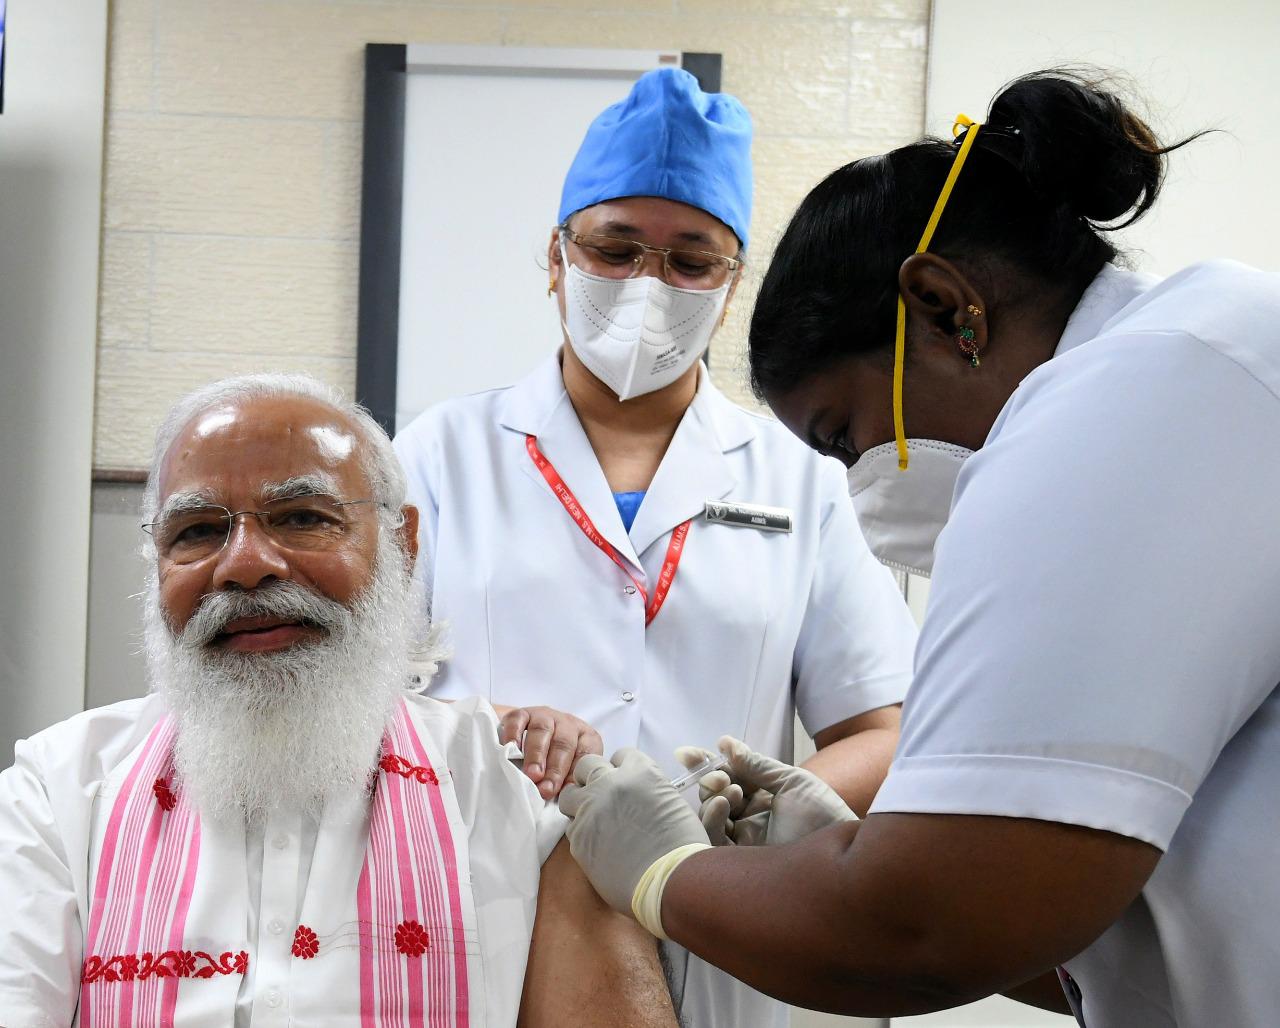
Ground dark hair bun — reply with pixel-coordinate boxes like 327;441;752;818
989;70;1172;227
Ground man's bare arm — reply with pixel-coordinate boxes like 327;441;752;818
519;839;679;1028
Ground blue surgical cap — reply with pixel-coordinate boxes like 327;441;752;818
558;68;754;250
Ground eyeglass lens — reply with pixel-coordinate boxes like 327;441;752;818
568;233;734;288
151;496;360;564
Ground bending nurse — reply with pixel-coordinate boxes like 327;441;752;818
559;71;1280;1026
393;68;917;1028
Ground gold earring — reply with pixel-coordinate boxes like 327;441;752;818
966;303;983;317
547;277;557;297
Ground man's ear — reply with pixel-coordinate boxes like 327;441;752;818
898;253;988;352
397;504;420;574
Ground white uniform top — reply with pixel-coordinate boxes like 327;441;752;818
0;693;565;1028
870;261;1280;1027
394;353;917;1028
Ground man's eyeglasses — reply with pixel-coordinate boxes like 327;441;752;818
142;495;380;565
559;226;742;290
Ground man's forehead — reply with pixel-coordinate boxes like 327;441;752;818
158;396;367;501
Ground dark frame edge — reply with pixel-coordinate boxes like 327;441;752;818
680;53;722;93
356;43;408;438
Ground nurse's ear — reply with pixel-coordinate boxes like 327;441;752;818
547;227;564;277
396;504;420;574
898;253;988;365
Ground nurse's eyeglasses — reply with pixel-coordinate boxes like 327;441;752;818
142;495;383;564
559;226;742;290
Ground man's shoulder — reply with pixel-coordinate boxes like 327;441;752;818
401;692;511;763
10;694;165;786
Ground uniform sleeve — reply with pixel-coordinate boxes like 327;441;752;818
792;457;918;736
0;742;82;1027
871;333;1280;849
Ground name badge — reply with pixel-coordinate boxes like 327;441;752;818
704;501;793;534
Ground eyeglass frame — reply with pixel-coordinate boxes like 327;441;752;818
141;496;389;561
557;225;744;286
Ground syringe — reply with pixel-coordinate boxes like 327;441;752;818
669;753;729;793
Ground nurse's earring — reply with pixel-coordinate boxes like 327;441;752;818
547;275;557;297
957;305;983;366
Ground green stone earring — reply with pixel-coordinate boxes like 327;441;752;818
956;325;980;367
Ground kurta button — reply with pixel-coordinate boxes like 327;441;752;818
621;690;635;702
623;585;637;595
272;834;289;850
268;918;285;935
265;989;282;1008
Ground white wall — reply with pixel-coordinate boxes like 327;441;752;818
0;0;107;757
926;0;1280;276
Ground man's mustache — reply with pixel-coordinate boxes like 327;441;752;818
180;580;352;649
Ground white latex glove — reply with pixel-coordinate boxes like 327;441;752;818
676;736;857;846
560;748;710;916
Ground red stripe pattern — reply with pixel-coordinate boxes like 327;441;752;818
358;700;471;1026
81;718;213;1027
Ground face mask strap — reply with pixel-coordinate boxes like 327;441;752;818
893;113;983;471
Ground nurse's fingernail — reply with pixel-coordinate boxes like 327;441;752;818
526;763;542;777
540;781;556;798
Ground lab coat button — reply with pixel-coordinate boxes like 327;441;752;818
621;690;635;702
268;918;285;935
623;585;637;595
272;834;289;850
265;989;282;1008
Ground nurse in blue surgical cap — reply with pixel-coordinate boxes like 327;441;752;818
393;68;918;1028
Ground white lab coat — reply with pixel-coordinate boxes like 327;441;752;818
394;353;918;1028
871;261;1280;1026
0;693;564;1027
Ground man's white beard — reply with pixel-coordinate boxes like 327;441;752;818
144;531;415;822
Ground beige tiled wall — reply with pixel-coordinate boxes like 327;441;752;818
95;0;930;469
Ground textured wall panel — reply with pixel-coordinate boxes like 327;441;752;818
106;0;155;112
97;231;153;346
149;236;358;357
154;2;506;120
94;345;356;470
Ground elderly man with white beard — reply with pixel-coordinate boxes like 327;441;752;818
0;374;678;1028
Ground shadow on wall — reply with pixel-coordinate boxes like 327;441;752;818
87;481;150;707
0;159;73;759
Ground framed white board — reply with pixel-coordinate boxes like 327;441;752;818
356;44;722;435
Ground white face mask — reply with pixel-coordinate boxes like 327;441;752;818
846;439;973;578
560;247;729;401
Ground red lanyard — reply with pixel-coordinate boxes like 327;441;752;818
525;435;691;626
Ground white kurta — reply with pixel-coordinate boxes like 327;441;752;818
0;693;565;1028
393;354;918;1028
871;261;1280;1026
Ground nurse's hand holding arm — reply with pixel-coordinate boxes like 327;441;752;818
497;704;604;799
